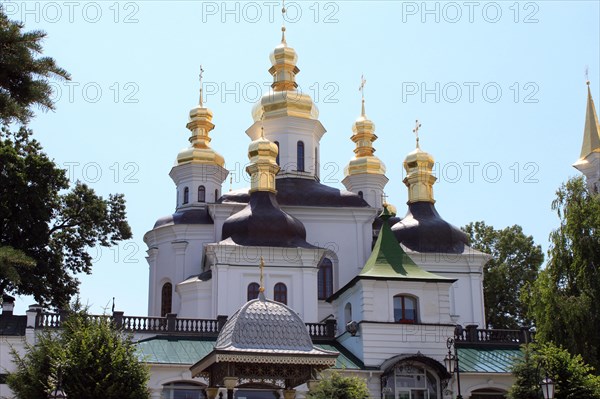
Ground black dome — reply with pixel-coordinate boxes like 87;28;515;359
221;191;313;248
220;177;369;208
391;202;469;254
154;208;213;229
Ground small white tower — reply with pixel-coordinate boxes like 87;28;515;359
170;67;229;207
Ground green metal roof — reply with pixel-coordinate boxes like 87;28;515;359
315;343;362;370
137;337;216;364
136;337;362;370
360;209;451;282
458;347;522;373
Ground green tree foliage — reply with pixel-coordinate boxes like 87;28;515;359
7;306;150;399
0;6;70;125
307;372;370;399
0;127;132;307
462;221;544;329
526;177;600;370
508;343;600;399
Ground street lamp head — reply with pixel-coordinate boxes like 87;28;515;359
540;377;555;399
444;352;456;374
48;388;67;399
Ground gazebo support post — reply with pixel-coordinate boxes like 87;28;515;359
223;377;237;399
206;387;219;399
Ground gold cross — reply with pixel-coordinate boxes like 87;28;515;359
259;257;265;293
359;74;366;99
199;65;204;107
413;119;422;147
585;65;590;85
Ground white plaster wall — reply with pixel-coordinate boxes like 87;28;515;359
144;224;216;317
358;322;454;368
342;173;389;210
406;249;489;327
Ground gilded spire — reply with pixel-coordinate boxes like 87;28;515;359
578;80;600;159
359;74;366;117
259;256;265;293
403;121;436;204
281;0;287;44
199;65;204;107
176;67;225;167
246;121;280;193
344;75;386;177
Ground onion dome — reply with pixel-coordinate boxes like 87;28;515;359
251;32;318;122
221;129;313;248
246;129;279;194
176;69;225;167
392;134;468;253
344;91;386;177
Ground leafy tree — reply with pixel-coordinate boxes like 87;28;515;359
307;372;370;399
508;342;600;399
526;177;600;370
7;305;150;399
462;221;544;329
0;6;70;126
0;127;132;307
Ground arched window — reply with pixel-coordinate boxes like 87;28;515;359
183;187;189;204
344;303;352;325
274;141;280;165
198;186;206;202
358;191;364;199
247;283;260;301
161;382;206;399
297;141;305;172
394;295;417;323
214;189;219;202
161;282;172;317
317;258;333;300
274;283;287;305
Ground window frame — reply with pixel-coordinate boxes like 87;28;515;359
393;295;418;324
161;282;173;317
296;141;305;172
247;282;260;301
317;258;333;300
274;282;287;305
198;185;206;202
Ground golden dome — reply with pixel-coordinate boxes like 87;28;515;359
344;98;386;177
246;128;280;193
403;145;436;204
176;104;225;167
252;38;319;122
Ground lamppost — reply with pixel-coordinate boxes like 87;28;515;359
444;337;463;399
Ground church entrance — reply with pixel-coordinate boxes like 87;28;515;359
469;388;507;399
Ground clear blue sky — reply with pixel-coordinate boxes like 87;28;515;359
6;0;599;315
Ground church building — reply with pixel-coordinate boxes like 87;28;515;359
2;16;599;399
